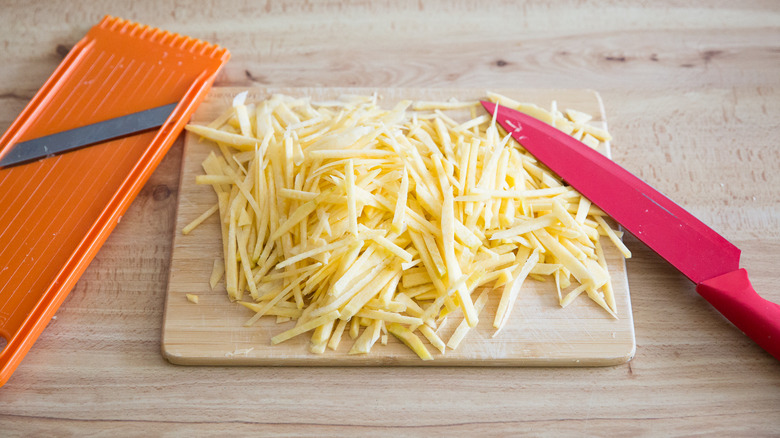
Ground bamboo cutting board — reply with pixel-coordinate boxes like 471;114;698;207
163;87;635;366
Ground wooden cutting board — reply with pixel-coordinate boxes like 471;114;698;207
162;87;635;366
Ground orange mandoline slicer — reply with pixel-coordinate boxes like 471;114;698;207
0;16;229;386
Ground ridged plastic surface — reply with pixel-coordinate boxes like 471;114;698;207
0;15;229;386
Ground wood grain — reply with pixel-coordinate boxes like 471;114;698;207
163;87;634;366
1;1;779;436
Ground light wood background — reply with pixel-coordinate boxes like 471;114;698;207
1;1;779;436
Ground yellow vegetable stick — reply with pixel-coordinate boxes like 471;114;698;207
552;199;592;247
391;166;409;234
330;245;379;296
402;270;431;289
275;238;351;270
412;100;478;111
183;203;219;235
387;323;432;361
533;228;593;288
354;309;423;326
225;193;245;299
344;159;359;238
260;262;322;283
421;232;447;277
594;238;617;313
271;310;340;344
594;215;632;259
447;289;490;349
365;298;406;313
349;316;360;339
368;233;413;262
489;214;558;241
349;319;382;354
235;104;254;137
493;248;539;333
327;319;349;351
310;319;335;354
196;175;233;185
269;195;321;242
185;124;259;150
235;227;259;299
418;324;446;354
314;258;392;317
441;188;478;327
560;284;588;308
238;301;303;319
340;266;399;320
209;258;224;290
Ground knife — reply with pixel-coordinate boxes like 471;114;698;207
481;101;780;360
0;102;178;168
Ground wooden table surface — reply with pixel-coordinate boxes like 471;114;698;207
1;1;779;435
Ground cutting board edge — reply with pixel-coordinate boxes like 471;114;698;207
161;346;636;367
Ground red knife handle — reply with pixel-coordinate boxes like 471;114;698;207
696;269;780;360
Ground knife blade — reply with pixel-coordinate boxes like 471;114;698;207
482;100;780;360
0;102;178;168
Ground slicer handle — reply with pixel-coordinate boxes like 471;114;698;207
696;269;780;361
